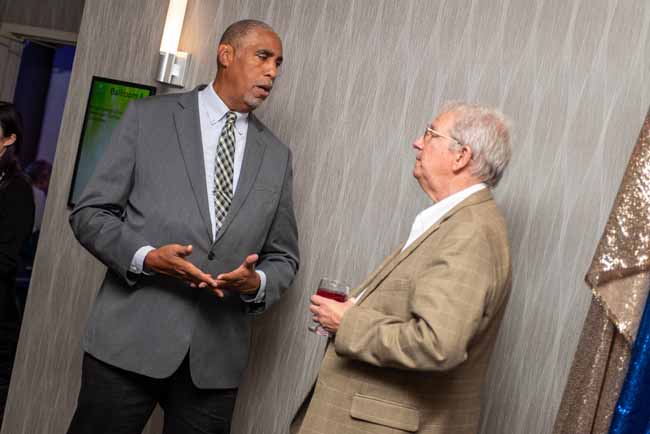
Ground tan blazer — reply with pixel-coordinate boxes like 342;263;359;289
292;189;511;434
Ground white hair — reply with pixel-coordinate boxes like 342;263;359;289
441;101;512;187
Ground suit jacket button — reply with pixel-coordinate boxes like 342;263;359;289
208;252;215;260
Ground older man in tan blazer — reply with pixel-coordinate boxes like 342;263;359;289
292;102;513;434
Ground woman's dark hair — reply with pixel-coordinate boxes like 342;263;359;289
0;102;25;183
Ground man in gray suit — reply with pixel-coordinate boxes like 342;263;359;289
67;20;299;434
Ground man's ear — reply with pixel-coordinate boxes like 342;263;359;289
217;43;234;68
0;133;16;148
453;145;473;172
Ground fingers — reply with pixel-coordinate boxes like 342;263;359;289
216;270;240;282
215;253;259;281
311;295;325;305
153;244;226;298
215;278;239;288
180;262;209;281
190;281;223;298
215;266;248;282
173;244;193;258
158;246;262;299
243;254;258;270
179;261;217;288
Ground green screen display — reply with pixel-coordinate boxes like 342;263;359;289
68;77;156;206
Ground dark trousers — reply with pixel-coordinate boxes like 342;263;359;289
67;353;237;434
0;323;18;427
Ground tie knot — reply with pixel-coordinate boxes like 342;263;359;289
225;111;237;125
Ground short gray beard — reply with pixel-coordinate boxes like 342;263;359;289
243;94;264;111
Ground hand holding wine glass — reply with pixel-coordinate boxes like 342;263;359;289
309;278;352;337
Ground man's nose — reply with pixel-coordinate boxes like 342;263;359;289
412;137;424;150
266;63;278;80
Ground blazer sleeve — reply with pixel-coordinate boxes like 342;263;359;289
334;222;495;371
248;149;300;314
69;102;150;285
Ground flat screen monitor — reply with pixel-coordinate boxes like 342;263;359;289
68;76;156;207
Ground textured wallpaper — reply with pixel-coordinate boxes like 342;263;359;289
0;37;22;102
0;0;83;102
4;1;650;434
0;0;84;33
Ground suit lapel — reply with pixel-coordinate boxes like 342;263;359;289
173;87;213;240
351;248;402;298
355;188;494;305
354;224;441;305
213;113;267;244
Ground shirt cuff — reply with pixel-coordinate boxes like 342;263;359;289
130;246;156;275
240;270;267;303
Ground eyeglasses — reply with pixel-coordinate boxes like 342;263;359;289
423;126;461;146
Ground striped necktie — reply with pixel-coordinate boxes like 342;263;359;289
213;111;237;233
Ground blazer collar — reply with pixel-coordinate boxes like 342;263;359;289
354;188;494;305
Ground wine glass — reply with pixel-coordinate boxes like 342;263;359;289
308;278;350;337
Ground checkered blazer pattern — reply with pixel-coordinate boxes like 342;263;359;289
292;188;511;434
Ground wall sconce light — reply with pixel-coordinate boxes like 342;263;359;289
157;0;190;88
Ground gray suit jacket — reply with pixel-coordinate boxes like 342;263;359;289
70;86;299;388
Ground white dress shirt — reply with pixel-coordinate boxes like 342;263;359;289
129;84;266;297
402;183;487;251
354;183;487;302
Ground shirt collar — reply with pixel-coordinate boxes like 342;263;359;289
200;84;249;135
417;183;487;225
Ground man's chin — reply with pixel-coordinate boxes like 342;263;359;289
244;95;266;111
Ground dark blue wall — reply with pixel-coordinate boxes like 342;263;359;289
13;42;75;166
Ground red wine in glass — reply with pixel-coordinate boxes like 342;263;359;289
316;288;348;302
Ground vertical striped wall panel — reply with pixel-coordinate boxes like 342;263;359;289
4;1;650;433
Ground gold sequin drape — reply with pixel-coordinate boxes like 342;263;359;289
553;110;650;434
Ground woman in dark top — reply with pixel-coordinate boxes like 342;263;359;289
0;103;34;322
0;102;34;422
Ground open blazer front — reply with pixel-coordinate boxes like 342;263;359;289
294;188;511;434
70;86;299;389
